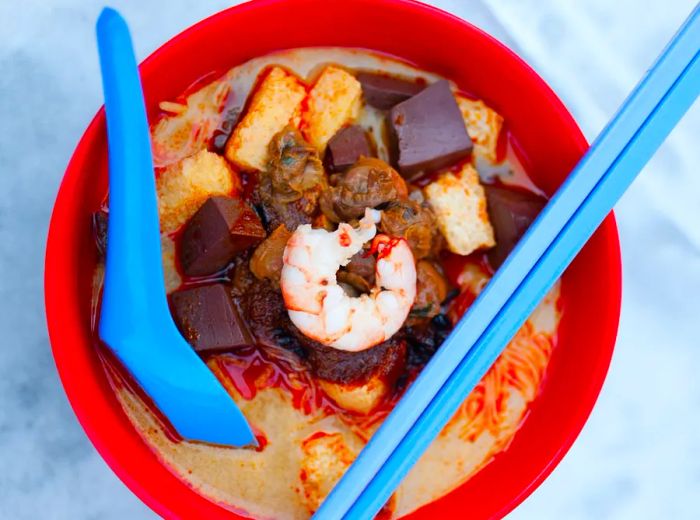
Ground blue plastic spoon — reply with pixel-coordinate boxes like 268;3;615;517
96;8;255;447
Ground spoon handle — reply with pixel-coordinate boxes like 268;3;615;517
97;8;170;338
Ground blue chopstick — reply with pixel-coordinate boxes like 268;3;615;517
344;38;700;520
314;5;700;519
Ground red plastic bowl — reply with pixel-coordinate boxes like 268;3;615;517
44;0;621;518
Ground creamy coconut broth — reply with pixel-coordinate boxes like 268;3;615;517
90;48;561;519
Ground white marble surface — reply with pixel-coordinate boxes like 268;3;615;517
1;0;698;518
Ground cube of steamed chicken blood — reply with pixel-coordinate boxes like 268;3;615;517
387;80;473;179
324;125;374;172
485;185;547;270
170;284;252;353
356;72;425;110
179;195;266;277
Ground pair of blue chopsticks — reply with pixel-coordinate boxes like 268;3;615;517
315;5;700;519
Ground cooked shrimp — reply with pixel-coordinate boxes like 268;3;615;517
281;209;417;352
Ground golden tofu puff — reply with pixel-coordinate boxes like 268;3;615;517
302;66;362;150
424;163;495;256
225;66;307;171
455;94;504;163
318;377;389;415
156;149;240;233
299;431;357;513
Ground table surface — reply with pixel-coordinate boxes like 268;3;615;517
1;0;698;518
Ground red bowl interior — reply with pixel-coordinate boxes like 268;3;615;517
44;0;621;518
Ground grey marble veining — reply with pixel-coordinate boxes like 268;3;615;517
1;1;698;519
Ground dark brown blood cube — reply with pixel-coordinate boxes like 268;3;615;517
325;125;373;172
92;210;109;258
171;284;252;353
357;72;425;109
180;196;266;277
485;185;547;269
388;80;473;178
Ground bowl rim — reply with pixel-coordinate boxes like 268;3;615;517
44;0;622;518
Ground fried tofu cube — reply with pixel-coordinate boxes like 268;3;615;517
302;66;362;150
456;94;503;163
424;163;495;255
156;150;240;233
319;377;389;415
300;432;356;512
225;67;307;171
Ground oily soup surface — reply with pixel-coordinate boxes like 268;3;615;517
95;48;562;519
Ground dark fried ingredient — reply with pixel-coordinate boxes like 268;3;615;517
409;260;449;322
255;126;326;231
249;224;292;284
299;334;407;386
230;253;255;297
237;278;307;359
243;281;286;332
320;157;408;222
379;199;437;259
240;276;407;385
403;313;452;369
